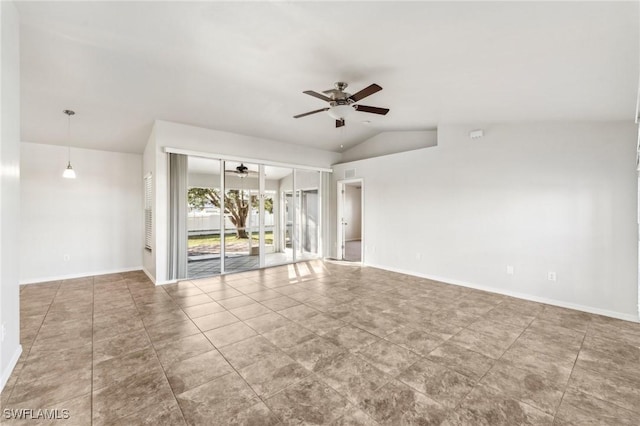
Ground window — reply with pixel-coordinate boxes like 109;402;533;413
144;173;152;250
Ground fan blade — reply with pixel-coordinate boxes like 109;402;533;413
293;108;329;119
349;83;382;102
303;90;333;102
336;119;345;128
354;105;389;115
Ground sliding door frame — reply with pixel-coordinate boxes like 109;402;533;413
178;148;331;277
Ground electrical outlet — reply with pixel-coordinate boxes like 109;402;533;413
506;265;514;275
63;254;70;261
548;271;557;281
416;253;421;260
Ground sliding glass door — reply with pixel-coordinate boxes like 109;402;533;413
223;161;260;274
295;170;321;261
264;166;294;267
185;155;324;278
186;157;223;279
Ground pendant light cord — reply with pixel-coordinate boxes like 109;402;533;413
62;109;76;178
63;109;75;164
67;113;71;163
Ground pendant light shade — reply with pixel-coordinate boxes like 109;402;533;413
62;109;76;179
63;161;76;179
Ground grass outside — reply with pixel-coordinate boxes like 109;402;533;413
188;232;274;247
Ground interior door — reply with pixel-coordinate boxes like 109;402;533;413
340;183;347;260
338;180;363;262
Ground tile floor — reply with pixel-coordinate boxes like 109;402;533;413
2;260;640;425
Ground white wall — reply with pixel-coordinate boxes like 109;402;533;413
340;130;437;163
344;185;362;241
20;143;143;283
1;0;22;391
158;120;342;167
146;120;340;283
332;122;639;321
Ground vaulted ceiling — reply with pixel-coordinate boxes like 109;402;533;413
16;1;639;154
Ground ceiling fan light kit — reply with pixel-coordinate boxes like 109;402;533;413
294;82;389;128
327;104;353;120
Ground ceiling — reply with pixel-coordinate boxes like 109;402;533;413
17;1;639;154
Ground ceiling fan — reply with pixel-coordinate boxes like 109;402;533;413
224;163;257;178
293;82;389;128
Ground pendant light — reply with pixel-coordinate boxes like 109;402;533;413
62;109;76;179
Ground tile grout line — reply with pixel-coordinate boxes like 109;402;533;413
192;270;360;423
90;276;95;426
554;323;588;424
15;264;640;424
124;278;190;425
4;280;62;405
560;322;640;417
454;307;544;413
162;280;279;423
397;297;544;416
215;277;343;422
552;316;640;415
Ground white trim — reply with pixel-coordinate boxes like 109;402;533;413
337;181;344;260
20;266;143;285
164;147;333;173
143;265;178;286
219;160;226;274
365;262;640;323
0;345;22;392
635;71;640;124
155;279;179;286
259;164;266;268
293;171;297;263
142;266;155;284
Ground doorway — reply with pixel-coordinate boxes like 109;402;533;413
337;179;364;262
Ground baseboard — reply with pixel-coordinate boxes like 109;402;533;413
141;266;179;286
364;262;640;323
142;266;156;284
19;266;143;285
0;344;22;393
155;279;178;286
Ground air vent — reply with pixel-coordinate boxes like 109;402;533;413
344;169;356;179
144;173;153;251
469;129;484;139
